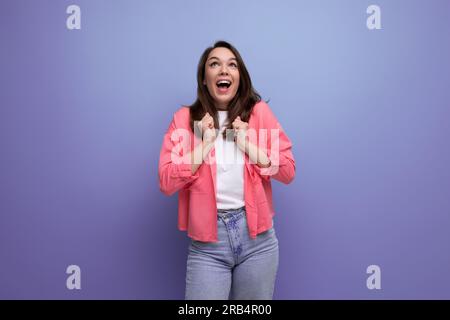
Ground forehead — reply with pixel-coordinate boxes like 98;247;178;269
207;47;236;60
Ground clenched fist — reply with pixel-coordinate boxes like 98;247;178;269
232;116;248;146
198;112;217;144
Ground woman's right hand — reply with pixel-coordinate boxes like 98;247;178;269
200;112;216;144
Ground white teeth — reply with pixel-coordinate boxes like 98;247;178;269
217;80;231;86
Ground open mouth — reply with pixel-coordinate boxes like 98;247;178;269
216;80;231;89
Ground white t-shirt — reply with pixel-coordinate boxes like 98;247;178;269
215;110;245;210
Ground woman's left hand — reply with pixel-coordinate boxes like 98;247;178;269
232;116;271;168
232;116;248;146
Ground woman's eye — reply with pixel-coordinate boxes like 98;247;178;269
209;62;237;68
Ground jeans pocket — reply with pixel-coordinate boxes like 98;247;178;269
191;239;208;246
260;226;278;243
258;227;274;237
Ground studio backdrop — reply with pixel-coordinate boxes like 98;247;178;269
1;0;450;299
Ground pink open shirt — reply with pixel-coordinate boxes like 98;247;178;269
158;101;296;242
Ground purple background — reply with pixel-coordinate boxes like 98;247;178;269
1;0;450;299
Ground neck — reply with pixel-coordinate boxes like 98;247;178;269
215;103;228;111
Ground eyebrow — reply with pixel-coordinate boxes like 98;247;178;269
207;56;238;62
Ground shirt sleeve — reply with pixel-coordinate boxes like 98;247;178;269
158;113;200;195
251;102;296;184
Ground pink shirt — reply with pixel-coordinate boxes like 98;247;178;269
158;101;296;242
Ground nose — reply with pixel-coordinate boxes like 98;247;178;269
219;64;229;75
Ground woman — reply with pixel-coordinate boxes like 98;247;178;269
158;40;295;300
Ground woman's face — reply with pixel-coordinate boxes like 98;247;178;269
203;47;240;110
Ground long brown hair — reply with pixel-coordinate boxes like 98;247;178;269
188;40;263;138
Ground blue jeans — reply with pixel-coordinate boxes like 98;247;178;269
185;206;279;300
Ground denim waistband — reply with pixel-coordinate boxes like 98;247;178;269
217;206;245;220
